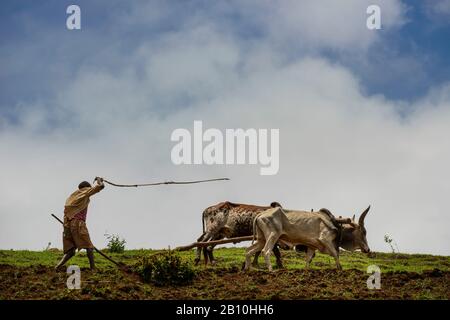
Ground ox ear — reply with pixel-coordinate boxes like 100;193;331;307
351;214;355;222
358;205;371;226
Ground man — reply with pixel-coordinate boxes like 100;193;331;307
55;177;105;271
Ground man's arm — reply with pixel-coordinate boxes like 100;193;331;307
95;177;105;188
86;177;105;197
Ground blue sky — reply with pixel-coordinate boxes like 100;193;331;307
1;0;449;118
359;0;450;100
0;1;449;254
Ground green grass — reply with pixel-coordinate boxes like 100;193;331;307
1;248;449;300
1;248;449;273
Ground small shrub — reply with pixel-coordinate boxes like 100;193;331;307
105;233;126;253
384;234;399;254
136;250;195;286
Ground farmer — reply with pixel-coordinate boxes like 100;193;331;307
55;177;105;271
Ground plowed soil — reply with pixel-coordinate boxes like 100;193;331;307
1;264;448;300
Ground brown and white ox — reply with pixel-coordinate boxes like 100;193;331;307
244;206;371;271
195;201;283;266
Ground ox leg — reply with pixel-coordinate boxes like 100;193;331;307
202;246;209;265
318;228;342;270
195;233;207;265
326;241;342;270
332;250;342;270
195;234;205;265
197;232;215;266
205;234;223;265
253;246;281;268
252;251;261;267
244;241;265;271
305;248;316;269
273;245;284;269
319;239;342;270
262;233;279;272
206;244;218;265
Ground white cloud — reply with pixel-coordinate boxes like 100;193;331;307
426;0;450;17
229;0;406;52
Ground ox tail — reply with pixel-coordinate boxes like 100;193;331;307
201;209;206;234
251;211;265;244
252;214;259;244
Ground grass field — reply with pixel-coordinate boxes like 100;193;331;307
1;248;449;300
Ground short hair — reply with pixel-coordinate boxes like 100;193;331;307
78;181;91;189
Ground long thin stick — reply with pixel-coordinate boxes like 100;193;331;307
51;214;124;269
102;177;229;188
174;236;254;251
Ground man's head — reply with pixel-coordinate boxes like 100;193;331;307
78;181;91;189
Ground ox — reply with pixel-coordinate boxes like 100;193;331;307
195;201;283;266
244;206;371;271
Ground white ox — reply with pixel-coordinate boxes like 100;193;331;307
244;206;371;271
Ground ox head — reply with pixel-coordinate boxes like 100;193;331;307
340;206;371;253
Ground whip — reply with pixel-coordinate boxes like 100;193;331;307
101;177;229;188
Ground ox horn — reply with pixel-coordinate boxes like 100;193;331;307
358;205;371;226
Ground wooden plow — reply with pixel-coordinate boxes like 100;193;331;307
174;236;254;251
